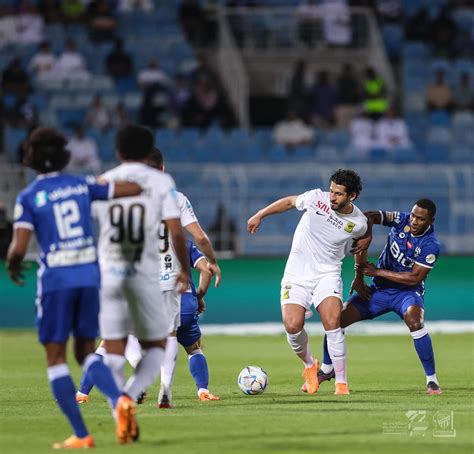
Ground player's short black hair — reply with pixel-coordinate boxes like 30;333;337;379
116;124;154;160
330;169;363;198
146;148;164;170
23;127;70;173
415;199;436;218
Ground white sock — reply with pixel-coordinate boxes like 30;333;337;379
104;353;127;390
161;336;179;390
326;328;347;384
95;345;106;357
286;329;314;367
321;363;334;374
125;334;143;369
426;374;439;385
124;347;164;402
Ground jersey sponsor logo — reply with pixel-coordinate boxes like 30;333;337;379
393;212;401;224
425;254;436;264
316;211;325;216
49;184;88;202
316;200;330;214
344;221;355;233
407;240;413;249
13;203;23;220
160;273;171;281
34;191;48;207
389;240;414;268
327;213;343;230
399;232;406;238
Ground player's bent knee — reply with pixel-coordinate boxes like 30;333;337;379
284;320;304;334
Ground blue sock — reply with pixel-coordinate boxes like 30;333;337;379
79;355;99;395
189;351;209;390
413;332;436;376
48;364;88;438
323;335;332;365
83;354;121;407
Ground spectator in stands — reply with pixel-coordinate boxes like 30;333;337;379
170;74;192;119
86;95;111;130
179;0;207;46
272;110;315;150
139;82;171;128
111;102;130;129
2;58;30;97
350;111;375;155
405;8;430;41
39;0;61;23
429;5;457;58
0;202;13;260
362;66;388;120
319;0;352;47
66;125;102;174
375;0;402;24
5;94;37;129
334;63;361;128
59;0;86;24
374;105;412;151
191;54;221;89
86;0;118;42
138;59;172;91
182;76;222;129
17;2;44;45
288;59;308;118
426;70;454;111
208;204;239;255
105;38;134;80
297;0;321;47
455;30;474;59
454;72;474;112
309;70;337;127
118;0;154;12
54;38;90;82
28;40;56;80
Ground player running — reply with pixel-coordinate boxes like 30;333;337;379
93;125;189;443
7;127;142;449
319;199;442;395
247;169;367;395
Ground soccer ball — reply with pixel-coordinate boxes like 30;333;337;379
237;366;268;395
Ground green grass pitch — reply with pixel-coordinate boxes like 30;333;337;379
0;331;472;454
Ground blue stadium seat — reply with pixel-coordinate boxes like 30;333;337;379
5;127;27;162
382;24;404;60
426;126;452;144
57;109;87;129
393;148;419;163
402;41;430;59
368;148;392;163
428;110;450;127
423;143;450;163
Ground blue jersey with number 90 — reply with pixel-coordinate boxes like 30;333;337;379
13;172;112;293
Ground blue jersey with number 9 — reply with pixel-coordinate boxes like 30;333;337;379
13;172;112;293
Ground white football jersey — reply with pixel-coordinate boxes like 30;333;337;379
93;162;180;277
159;192;198;291
284;188;367;284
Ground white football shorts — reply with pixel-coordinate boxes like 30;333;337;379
163;289;181;333
99;271;171;341
280;271;343;315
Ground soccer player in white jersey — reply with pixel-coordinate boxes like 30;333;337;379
247;169;367;395
93;125;189;443
147;149;221;407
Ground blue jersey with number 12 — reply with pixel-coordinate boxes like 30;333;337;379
13;172;112;293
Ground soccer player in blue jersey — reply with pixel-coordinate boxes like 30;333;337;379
7;127;143;449
318;199;442;394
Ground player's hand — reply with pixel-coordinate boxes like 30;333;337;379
247;213;262;234
349;276;371;300
351;235;372;255
360;262;379;277
207;261;221;288
7;262;25;286
175;270;189;294
197;297;206;314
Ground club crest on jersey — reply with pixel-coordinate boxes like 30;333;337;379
404;225;410;233
34;191;48;207
344;221;355;233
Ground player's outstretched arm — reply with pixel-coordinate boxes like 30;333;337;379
247;196;298;234
165;218;189;292
112;182;142;198
6;228;32;285
185;221;221;288
361;262;431;286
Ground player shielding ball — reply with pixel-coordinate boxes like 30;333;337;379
248;169;368;395
7;127;142;449
319;200;442;394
